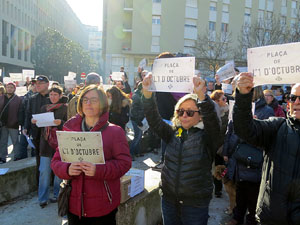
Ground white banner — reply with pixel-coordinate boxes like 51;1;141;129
0;69;2;77
64;80;77;89
9;73;23;82
111;72;124;81
149;57;195;93
15;87;28;96
248;42;300;86
22;69;35;79
57;131;105;164
68;71;76;79
216;62;236;82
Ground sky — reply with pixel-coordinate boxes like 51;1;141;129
66;0;103;30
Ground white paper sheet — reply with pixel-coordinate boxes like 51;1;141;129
32;112;57;127
217;62;236;82
111;72;124;81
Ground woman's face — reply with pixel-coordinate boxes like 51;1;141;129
82;90;102;118
49;91;61;104
217;94;227;107
178;99;201;130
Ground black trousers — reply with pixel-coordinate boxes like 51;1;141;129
67;209;117;225
233;181;260;225
214;154;224;194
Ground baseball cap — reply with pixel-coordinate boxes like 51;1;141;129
36;75;49;83
86;72;101;86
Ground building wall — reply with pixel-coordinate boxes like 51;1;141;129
102;0;300;81
0;0;88;76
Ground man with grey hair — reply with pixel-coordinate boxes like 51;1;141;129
67;72;102;119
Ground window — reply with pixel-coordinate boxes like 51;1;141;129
221;23;228;32
152;36;160;45
245;0;252;8
258;10;264;22
282;0;287;7
152;16;160;25
210;2;217;11
10;25;15;58
259;0;265;10
2;20;8;56
152;0;161;2
209;21;216;31
222;4;229;12
223;0;230;4
186;0;197;8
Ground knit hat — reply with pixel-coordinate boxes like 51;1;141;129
6;82;16;89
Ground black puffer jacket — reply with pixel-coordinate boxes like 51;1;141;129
233;89;300;225
130;85;144;126
143;94;220;207
108;98;131;130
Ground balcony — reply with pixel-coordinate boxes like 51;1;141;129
124;0;133;11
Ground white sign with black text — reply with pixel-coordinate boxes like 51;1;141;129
9;73;23;82
216;62;236;82
111;72;124;81
149;57;195;93
22;70;35;79
248;42;300;86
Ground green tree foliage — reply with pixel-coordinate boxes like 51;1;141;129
32;28;98;83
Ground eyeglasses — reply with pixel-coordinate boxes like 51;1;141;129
82;97;99;105
289;95;300;103
221;97;227;101
176;109;200;117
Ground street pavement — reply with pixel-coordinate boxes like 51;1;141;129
0;141;231;225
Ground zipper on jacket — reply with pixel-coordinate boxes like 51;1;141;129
175;141;184;202
104;180;113;204
81;174;85;217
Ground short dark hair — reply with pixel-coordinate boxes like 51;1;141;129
49;86;63;95
77;85;108;117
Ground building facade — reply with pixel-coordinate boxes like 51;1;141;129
0;0;88;77
102;0;300;82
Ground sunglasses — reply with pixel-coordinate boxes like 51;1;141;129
176;109;200;117
289;95;300;103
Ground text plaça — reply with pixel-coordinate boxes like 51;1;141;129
71;137;86;141
164;63;179;68
62;148;100;155
266;51;287;58
152;75;190;82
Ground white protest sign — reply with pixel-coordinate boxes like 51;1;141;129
3;77;12;84
125;168;144;197
216;62;236;82
111;72;124;81
68;71;76;79
139;58;147;68
64;76;74;81
222;83;233;94
22;69;35;79
0;69;2;77
248;42;300;86
149;57;195;93
56;131;105;164
9;73;23;82
15;87;28;96
64;80;77;89
228;100;255;121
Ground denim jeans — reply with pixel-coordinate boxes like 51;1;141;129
38;156;61;203
161;197;209;225
0;127;19;161
129;121;143;156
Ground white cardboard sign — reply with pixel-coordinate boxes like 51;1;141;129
9;73;23;82
68;71;76;79
248;42;300;86
64;80;77;89
22;69;35;79
15;87;28;96
149;57;195;93
139;58;147;68
64;76;74;81
111;72;124;81
57;131;105;164
216;62;236;82
3;77;12;84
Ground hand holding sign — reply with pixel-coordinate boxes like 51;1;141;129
193;77;205;101
81;161;96;176
236;72;254;94
142;73;153;99
68;162;82;176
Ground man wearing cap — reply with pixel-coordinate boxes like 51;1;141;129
232;72;300;225
23;75;49;183
0;82;22;164
67;72;102;119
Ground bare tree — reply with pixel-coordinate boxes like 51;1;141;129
194;29;233;77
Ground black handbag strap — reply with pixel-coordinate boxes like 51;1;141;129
0;94;16;120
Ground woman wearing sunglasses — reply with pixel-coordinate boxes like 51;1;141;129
142;74;220;225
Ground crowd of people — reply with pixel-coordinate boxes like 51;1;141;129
0;51;299;225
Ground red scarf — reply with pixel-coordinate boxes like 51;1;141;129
44;103;64;140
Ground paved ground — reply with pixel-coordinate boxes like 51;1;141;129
0;139;231;225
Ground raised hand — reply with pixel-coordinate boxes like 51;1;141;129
142;73;153;99
193;76;206;101
236;72;254;94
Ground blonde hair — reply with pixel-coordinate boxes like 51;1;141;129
263;89;274;97
171;94;200;127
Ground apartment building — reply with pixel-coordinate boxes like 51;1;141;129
0;0;88;77
102;0;300;82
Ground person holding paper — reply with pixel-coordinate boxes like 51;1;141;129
0;82;22;164
142;74;220;225
232;72;300;225
51;85;131;225
35;86;67;208
106;86;132;130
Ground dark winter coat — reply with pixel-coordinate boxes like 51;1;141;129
233;89;300;225
268;98;286;118
51;112;131;218
130;86;144;126
143;94;220;207
0;94;22;129
108;98;131;130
